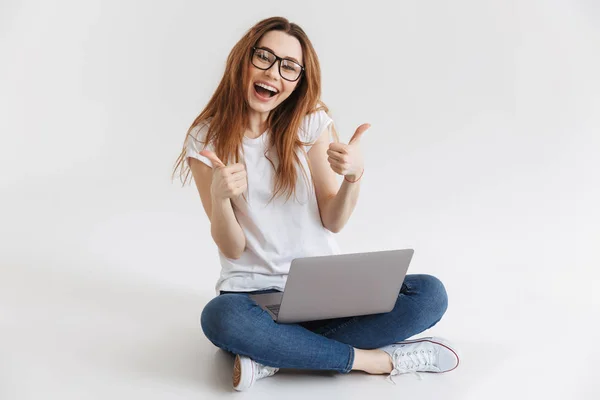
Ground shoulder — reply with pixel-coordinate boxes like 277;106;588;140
300;107;334;143
188;119;212;142
186;119;214;150
185;119;215;167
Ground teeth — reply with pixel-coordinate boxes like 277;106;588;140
256;82;278;93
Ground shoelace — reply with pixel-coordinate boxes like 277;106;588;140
255;364;279;380
386;370;424;384
386;348;440;384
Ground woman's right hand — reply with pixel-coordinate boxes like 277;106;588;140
200;150;247;200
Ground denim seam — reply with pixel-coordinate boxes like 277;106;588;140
343;345;355;374
320;316;359;338
202;323;350;374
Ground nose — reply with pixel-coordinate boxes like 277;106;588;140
265;60;280;80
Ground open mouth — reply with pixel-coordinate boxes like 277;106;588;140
254;82;279;99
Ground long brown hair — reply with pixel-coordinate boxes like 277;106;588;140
172;16;331;201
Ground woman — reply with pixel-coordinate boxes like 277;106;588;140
173;16;459;391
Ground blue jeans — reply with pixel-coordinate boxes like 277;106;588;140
200;274;448;373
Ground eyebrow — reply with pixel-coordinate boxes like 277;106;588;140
259;46;302;65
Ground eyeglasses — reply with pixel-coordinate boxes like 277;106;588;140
251;47;304;82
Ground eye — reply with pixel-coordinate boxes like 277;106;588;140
282;61;299;72
256;50;272;62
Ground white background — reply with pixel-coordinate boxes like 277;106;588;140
1;0;599;399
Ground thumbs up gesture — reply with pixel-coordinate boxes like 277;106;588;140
327;123;370;180
199;150;247;200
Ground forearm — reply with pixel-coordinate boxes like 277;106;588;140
321;178;361;233
210;196;246;259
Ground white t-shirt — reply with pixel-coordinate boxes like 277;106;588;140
185;110;341;294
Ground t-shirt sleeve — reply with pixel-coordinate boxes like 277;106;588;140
300;109;335;152
185;122;215;168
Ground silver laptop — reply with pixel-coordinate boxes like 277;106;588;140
249;249;414;324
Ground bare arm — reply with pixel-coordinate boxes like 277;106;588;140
308;123;368;233
189;157;247;259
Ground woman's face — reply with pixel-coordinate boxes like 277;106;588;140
247;30;304;116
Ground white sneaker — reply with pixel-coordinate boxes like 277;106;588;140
232;354;279;391
378;337;460;383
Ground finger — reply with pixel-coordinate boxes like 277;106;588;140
234;182;248;194
327;157;346;168
327;149;345;162
231;172;247;183
199;150;226;168
226;163;246;173
231;168;247;177
331;166;344;175
349;123;371;145
328;159;344;175
328;142;348;154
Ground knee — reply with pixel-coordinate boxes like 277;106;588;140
200;294;250;346
406;274;448;320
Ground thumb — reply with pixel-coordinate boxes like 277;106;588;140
199;150;226;168
349;123;371;145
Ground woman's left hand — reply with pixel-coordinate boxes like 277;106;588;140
326;123;370;180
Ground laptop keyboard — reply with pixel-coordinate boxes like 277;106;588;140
265;304;280;316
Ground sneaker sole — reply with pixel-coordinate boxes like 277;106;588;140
394;336;460;372
233;354;255;391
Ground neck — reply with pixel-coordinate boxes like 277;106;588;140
246;110;269;138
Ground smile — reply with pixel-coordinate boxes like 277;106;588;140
253;81;279;101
